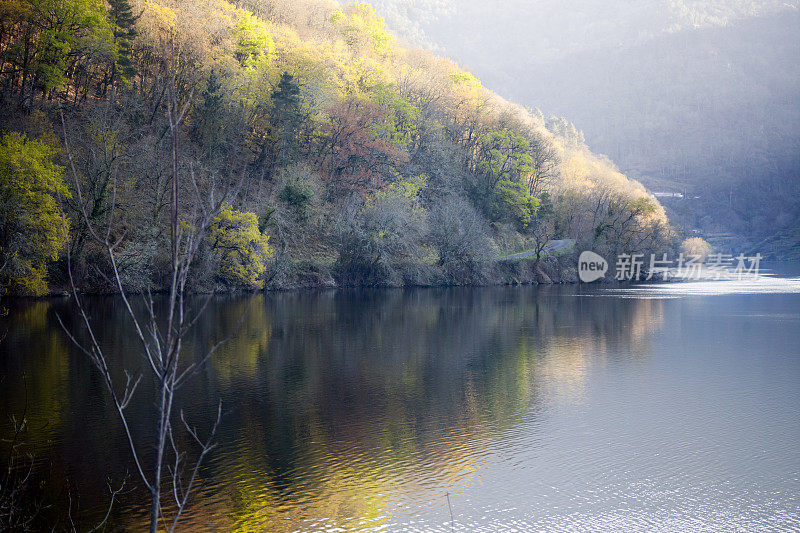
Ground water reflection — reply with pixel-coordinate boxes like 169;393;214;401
1;287;666;530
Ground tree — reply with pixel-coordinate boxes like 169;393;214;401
270;71;302;167
681;237;712;261
334;174;429;285
0;0;113;105
527;132;560;196
108;0;138;88
475;130;533;190
471;130;541;228
428;196;496;283
528;192;557;265
59;79;239;533
208;205;273;289
234;10;273;68
589;192;663;253
329;3;395;58
371;84;421;153
320;98;408;197
547;116;585;147
195;70;224;158
0;132;70;296
278;175;314;217
494;178;540;230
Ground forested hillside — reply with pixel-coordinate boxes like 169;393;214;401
0;0;671;295
369;0;800;257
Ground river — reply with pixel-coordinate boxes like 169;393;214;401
1;272;799;531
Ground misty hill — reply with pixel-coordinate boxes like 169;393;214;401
369;0;797;62
369;0;800;255
492;12;800;187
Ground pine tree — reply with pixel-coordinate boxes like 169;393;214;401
108;0;138;85
199;70;224;157
270;72;302;167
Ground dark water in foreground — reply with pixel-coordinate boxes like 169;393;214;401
1;276;800;531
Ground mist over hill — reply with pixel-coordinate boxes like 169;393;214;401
370;0;797;61
369;0;800;255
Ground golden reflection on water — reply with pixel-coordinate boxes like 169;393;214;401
1;300;70;447
537;297;664;404
0;287;665;531
157;290;665;531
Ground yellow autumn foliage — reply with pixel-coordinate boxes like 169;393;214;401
208;205;273;289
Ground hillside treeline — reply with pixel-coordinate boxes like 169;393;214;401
366;1;800;256
0;0;672;295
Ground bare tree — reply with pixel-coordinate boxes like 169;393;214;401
527;133;560;197
428;196;496;283
529;215;557;266
56;75;235;532
0;394;39;531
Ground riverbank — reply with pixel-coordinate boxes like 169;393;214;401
19;252;577;298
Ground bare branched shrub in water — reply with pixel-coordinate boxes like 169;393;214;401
56;78;238;532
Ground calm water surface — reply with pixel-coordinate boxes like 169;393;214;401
1;274;800;531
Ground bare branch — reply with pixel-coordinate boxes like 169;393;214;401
169;402;221;532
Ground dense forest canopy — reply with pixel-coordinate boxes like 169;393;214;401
0;0;672;295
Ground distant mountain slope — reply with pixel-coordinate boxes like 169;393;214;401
369;0;799;185
369;0;800;255
504;12;800;186
369;0;798;62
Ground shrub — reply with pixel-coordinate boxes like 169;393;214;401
278;181;314;210
0;133;70;296
208;205;273;289
681;237;712;262
428;196;496;283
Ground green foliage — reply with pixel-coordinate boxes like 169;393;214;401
0;0;117;100
536;191;555;218
379;174;428;201
270;71;303;166
477;131;533;189
330;3;395;57
108;0;138;83
0;0;672;293
0;133;70;296
371;84;421;150
494;179;540;230
208;206;273;289
471;131;540;228
36;0;113;93
449;71;482;90
258;206;276;233
196;70;224;156
234;11;274;68
272;71;301;110
279;181;314;210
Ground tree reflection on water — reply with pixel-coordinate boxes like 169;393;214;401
0;286;663;530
